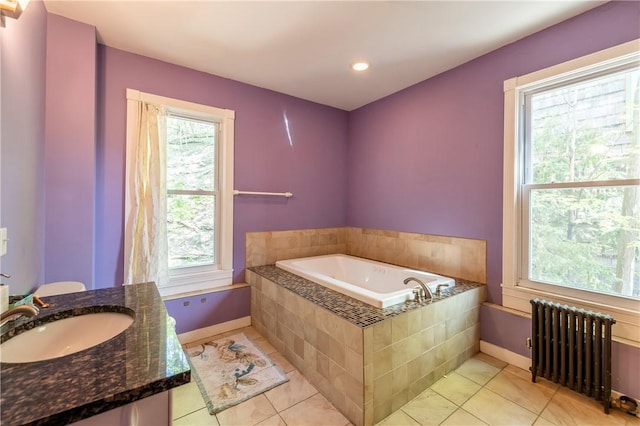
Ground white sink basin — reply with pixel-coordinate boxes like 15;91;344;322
0;311;134;363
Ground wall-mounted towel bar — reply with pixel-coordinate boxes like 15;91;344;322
233;190;293;198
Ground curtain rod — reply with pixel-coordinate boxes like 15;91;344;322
233;190;293;198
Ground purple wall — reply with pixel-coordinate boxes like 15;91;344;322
68;1;640;400
348;1;640;305
0;0;47;295
44;14;96;288
348;1;640;398
164;287;251;335
95;47;349;289
482;306;639;399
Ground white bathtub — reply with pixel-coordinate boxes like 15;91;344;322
275;254;455;308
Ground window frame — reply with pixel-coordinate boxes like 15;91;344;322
125;89;235;298
502;40;640;345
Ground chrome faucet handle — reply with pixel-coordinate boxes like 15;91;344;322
412;287;421;303
0;273;10;279
436;284;449;296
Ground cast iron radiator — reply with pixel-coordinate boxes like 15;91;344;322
530;298;616;414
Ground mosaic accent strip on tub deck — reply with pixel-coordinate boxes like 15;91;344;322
248;265;484;328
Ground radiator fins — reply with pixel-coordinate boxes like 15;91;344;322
530;298;616;414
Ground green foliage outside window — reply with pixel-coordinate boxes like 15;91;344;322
527;69;639;298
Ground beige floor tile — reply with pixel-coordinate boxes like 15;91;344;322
462;388;537;425
279;393;350;426
265;370;318;412
172;381;207;419
539;387;627;426
430;372;482;406
269;351;295;373
455;357;502;386
377;409;420;425
253;336;278;355
240;326;263;340
534;416;558;425
216;394;277;426
485;368;557;414
401;389;458;425
440;408;488;425
255;414;287;426
173;408;219;426
473;352;508;369
620;412;640;426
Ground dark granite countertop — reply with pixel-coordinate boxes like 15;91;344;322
0;282;191;426
248;265;485;328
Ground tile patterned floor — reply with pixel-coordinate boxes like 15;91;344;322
172;327;640;426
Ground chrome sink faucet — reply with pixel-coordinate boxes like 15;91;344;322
403;277;433;302
1;304;39;322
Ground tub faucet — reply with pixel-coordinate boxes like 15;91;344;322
1;304;40;322
403;277;433;302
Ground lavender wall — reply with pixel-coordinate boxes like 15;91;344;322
348;1;640;398
348;1;640;305
0;0;47;295
44;14;96;288
164;287;251;335
95;47;349;289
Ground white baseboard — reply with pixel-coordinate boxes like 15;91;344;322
177;316;251;345
480;340;531;371
480;340;639;412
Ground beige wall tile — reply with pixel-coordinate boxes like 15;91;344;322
363;327;373;367
391;364;408;395
373;320;392;352
373;399;393;425
406;309;422;336
345;347;364;384
343;371;364;407
373;371;393;406
391;314;408;343
364;364;374;404
317;351;330;380
373;345;393;379
391;338;409;366
391;389;408;413
328;335;346;367
421;304;435;329
344;322;363;355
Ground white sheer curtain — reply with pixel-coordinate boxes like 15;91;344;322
123;98;168;287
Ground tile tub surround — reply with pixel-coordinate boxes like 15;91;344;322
0;282;191;425
245;227;486;284
247;266;485;426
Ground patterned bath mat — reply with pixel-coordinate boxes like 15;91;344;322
186;333;288;414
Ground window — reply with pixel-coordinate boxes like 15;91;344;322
502;40;640;343
125;90;234;297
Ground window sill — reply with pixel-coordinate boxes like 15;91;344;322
160;282;249;301
158;268;233;298
502;284;640;347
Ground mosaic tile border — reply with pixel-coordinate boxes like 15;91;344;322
248;265;484;328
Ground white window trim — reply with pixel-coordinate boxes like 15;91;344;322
125;89;235;298
502;39;640;346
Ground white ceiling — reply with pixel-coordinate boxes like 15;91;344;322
43;0;606;111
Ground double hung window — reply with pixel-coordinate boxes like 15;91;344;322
502;41;639;342
125;90;234;297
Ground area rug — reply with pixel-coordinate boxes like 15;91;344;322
186;333;289;414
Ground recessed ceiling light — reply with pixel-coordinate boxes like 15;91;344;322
352;62;370;71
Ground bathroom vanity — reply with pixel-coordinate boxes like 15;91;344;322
0;282;190;425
